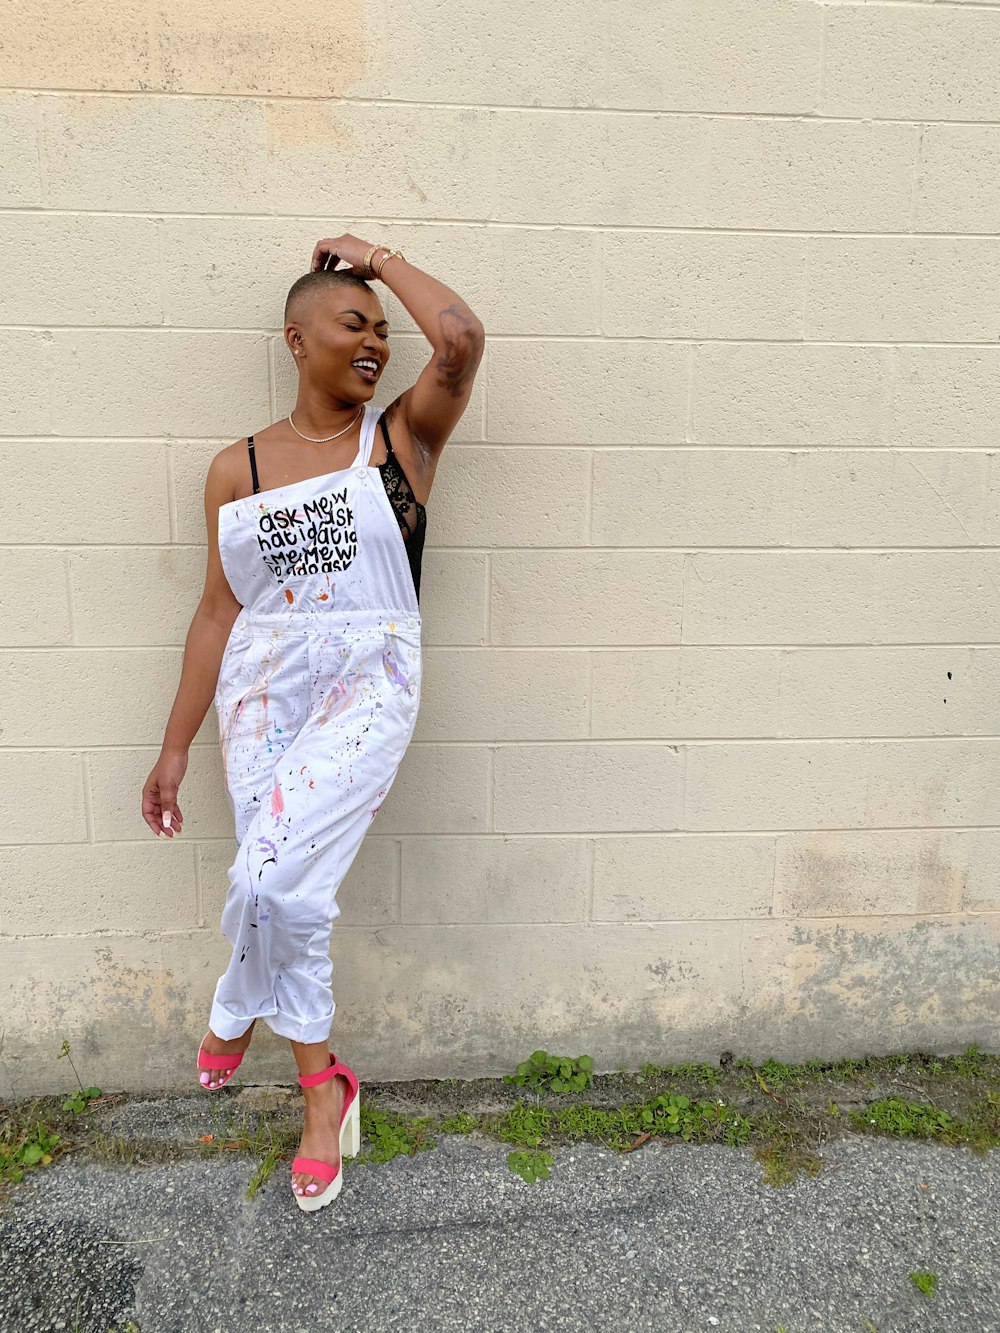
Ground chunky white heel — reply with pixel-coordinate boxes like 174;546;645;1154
341;1089;361;1158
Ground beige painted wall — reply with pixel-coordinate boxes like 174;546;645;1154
1;0;998;1097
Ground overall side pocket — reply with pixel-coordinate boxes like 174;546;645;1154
382;629;421;702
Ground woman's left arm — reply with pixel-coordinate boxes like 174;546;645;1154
311;235;486;452
382;253;485;452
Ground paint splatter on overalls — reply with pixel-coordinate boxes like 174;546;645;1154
209;401;421;1044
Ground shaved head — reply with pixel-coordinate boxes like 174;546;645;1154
284;269;381;328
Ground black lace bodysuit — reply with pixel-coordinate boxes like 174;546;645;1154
246;410;427;603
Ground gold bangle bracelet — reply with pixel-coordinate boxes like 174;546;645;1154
375;247;404;279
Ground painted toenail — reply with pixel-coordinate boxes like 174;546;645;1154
306;1184;318;1193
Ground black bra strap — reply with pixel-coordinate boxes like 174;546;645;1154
247;435;260;494
379;412;427;512
379;412;393;459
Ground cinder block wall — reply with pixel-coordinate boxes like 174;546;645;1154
1;1;998;1096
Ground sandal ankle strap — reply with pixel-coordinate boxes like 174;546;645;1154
298;1051;337;1088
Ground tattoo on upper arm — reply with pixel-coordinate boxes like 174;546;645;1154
435;305;484;398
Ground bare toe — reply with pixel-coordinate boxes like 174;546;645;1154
199;1025;253;1088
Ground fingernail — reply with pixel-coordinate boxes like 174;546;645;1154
163;812;172;828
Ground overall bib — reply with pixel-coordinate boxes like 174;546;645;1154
209;401;422;1044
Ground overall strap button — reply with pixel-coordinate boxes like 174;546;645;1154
355;467;367;477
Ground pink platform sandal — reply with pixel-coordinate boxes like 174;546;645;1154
292;1053;361;1212
197;1029;247;1091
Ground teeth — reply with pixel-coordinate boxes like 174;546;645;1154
353;360;378;372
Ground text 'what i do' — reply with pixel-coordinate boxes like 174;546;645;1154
256;487;357;581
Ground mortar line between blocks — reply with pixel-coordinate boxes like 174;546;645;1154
154;216;167;327
585;837;595;923
482;340;488;440
7;909;998;943
585;448;594;546
394;837;402;922
17;732;1000;749
817;1;828;115
165;443;178;544
22;86;1000;118
267;336;276;420
910;123;925;234
586;647;594;740
9;325;1000;344
596;230;605;337
80;752;95;843
484;551;492;645
63;551;75;646
16;538;1000;552
192;842;205;928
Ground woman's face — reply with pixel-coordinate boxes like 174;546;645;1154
287;289;390;398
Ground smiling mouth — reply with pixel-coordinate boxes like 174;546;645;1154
352;364;378;382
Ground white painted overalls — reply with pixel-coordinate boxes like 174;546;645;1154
209;401;422;1044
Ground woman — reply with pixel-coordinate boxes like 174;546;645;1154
141;235;485;1211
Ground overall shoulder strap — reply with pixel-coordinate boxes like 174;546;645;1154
355;402;379;467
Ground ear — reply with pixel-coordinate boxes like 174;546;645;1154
284;322;305;358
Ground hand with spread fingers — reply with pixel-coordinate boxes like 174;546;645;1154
310;234;387;277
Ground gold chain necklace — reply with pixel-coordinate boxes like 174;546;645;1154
287;404;363;443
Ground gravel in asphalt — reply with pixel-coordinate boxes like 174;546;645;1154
0;1125;996;1332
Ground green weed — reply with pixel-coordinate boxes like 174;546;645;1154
502;1049;594;1093
909;1270;938;1296
357;1106;438;1163
507;1148;554;1182
57;1039;103;1113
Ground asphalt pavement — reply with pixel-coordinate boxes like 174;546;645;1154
0;1087;996;1333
